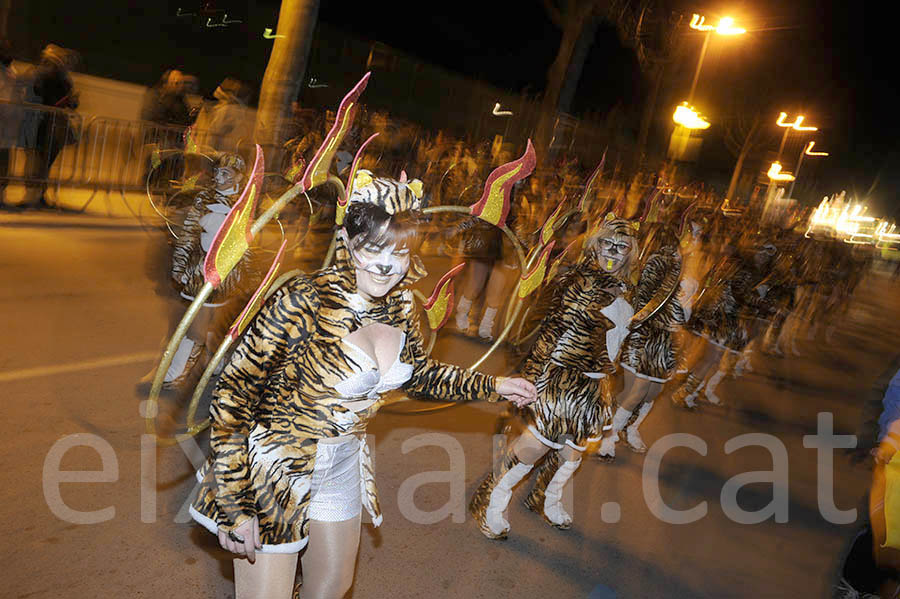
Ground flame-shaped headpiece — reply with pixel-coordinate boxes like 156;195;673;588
423;263;466;330
300;72;370;191
227;240;287;341
203;144;264;288
578;150;606;212
469;139;536;227
518;241;555;299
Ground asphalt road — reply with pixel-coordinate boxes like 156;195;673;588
2;213;895;598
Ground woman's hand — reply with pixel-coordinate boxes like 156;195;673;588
218;516;262;563
496;377;537;408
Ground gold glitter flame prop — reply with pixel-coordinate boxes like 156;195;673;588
518;241;555;299
203;145;263;288
301;72;370;191
184;239;288;436
336;132;380;226
423;263;466;331
469;139;535;227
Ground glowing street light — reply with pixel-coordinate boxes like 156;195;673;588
767;161;795;181
775;111;819;160
673;102;711;129
787;140;830;198
805;141;829;156
685;14;746;106
690;14;747;35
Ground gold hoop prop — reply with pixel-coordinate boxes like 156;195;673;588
144;73;372;445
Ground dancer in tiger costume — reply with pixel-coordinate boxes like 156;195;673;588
138;152;256;392
469;213;637;538
671;237;778;408
188;172;536;599
598;217;685;459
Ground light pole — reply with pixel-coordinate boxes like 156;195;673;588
766;111;819;204
787;141;829;199
675;14;746;125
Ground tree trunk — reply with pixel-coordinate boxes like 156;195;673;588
635;61;665;169
534;20;584;156
725;115;761;204
558;14;599;115
254;0;321;166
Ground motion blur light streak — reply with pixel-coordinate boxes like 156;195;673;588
767;162;795;181
673;102;711;129
805;141;829;156
689;14;746;35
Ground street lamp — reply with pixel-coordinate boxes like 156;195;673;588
787;141;829;198
775;112;818;159
767;161;795;181
673;102;710;129
685;14;746;106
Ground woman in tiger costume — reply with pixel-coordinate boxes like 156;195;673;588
469;213;638;539
188;173;536;599
672;236;778;408
598;218;686;459
139;152;257;391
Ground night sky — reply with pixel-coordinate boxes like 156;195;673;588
8;0;899;215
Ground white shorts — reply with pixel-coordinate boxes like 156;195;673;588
308;437;363;522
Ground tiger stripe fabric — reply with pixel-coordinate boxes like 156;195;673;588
189;231;497;550
519;262;624;446
170;188;254;303
620;226;686;381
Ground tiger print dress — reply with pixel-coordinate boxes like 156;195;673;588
686;254;769;353
519;263;633;448
619;228;685;382
170;188;255;304
189;235;498;550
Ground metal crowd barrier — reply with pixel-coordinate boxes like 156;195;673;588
1;100;197;211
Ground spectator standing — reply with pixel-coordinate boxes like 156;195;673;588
141;69;195;187
0;39;25;209
194;77;253;155
23;43;80;209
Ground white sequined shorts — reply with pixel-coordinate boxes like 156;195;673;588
308;436;363;522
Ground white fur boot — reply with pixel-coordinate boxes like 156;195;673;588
704;369;726;405
455;295;473;331
543;458;581;528
625;401;654;452
478;306;498;340
484;462;533;536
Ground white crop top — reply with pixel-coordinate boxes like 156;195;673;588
334;332;414;411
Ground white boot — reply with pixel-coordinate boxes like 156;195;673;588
164;338;196;383
597;435;617;459
478;306;497;340
625;401;653;452
733;350;752;376
704;369;726;405
455;295;473;331
484;462;533;536
543;458;581;528
684;379;704;408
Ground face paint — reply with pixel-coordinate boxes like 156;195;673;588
596;236;632;274
348;237;411;300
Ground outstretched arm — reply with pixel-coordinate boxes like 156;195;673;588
402;291;535;406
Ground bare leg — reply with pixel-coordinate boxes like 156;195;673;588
455;260;491;330
299;515;362;599
234;553;299;599
478;262;513;339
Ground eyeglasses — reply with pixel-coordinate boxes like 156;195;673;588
598;238;631;253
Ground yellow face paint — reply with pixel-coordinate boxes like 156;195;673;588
606;258;615;270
